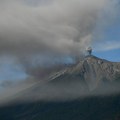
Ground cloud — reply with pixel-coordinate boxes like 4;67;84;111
94;41;120;52
0;0;112;57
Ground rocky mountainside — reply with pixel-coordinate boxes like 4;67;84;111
49;55;120;90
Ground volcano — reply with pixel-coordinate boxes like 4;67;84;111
0;55;120;120
48;55;120;90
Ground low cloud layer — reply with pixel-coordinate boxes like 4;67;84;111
1;78;120;105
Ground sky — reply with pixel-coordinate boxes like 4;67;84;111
0;0;119;82
93;18;120;62
94;49;120;62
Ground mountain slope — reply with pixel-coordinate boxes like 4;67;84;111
49;55;120;90
0;55;120;120
2;55;120;102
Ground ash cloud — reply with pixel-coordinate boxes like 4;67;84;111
0;0;113;57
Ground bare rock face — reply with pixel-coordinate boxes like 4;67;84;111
50;55;120;91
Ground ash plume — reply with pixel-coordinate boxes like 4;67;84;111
0;0;116;57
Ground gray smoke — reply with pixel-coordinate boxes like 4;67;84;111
0;0;115;56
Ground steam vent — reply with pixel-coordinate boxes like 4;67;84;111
86;47;92;56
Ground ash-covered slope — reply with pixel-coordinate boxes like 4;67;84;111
49;55;120;91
